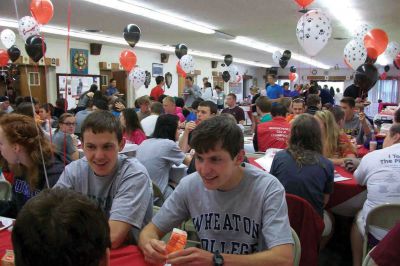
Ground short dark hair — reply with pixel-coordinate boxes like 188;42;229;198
308;86;319;94
205;82;212;88
283;82;289;87
185;76;193;82
93;97;109;111
227;93;237;101
330;106;345;124
109;78;115;83
268;74;276;80
15;102;36;117
175;97;185;108
255;96;271;113
89;84;98;93
190;116;243;159
12;188;110;266
215;85;222;91
191;99;202;110
340;97;356;108
136;95;150;106
395;108;400;123
198;101;218;114
81;110;122;143
306;94;321;107
158;94;168;103
155;76;164;85
389;124;400;137
271;103;287;117
152;114;179;141
150;101;163;115
55;98;66;109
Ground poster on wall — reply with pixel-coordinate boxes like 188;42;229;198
229;82;243;102
57;74;100;109
152;63;163;77
70;48;89;75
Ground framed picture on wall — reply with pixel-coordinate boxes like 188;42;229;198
70;48;89;75
152;63;163;77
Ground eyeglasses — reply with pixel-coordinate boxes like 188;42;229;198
62;122;77;126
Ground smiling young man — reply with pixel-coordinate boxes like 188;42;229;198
139;116;293;266
55;110;153;249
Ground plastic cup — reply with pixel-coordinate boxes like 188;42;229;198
369;141;377;151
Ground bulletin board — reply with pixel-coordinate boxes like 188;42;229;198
56;74;101;109
229;82;243;102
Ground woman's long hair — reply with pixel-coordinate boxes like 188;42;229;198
152;114;179;141
315;110;340;158
287;114;323;166
0;113;54;188
121;108;143;134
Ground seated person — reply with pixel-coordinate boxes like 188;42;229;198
38;103;57;134
110;98;126;117
120;108;146;145
163;96;185;123
12;188;111;266
315;110;356;165
330;106;345;129
255;96;272;123
340;97;373;145
141;101;163;137
185;99;202;122
76;83;97;113
136;95;151;121
221;93;245;124
351;124;400;266
52;113;80;162
0;114;64;218
137;114;191;199
53;98;66;118
55;110;153;248
253;103;290;152
138;116;294;265
287;97;305;123
305;94;321;115
75;98;94;138
270;114;334;236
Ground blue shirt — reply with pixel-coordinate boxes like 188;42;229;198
106;86;119;96
266;84;284;100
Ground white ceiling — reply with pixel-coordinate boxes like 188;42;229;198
0;0;399;68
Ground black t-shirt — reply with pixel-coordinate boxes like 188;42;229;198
319;89;334;105
344;84;366;99
251;93;260;113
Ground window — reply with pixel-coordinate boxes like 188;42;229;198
29;72;40;86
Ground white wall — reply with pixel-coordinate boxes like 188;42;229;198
12;36;265;104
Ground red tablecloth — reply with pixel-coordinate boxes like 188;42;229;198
0;230;150;266
247;158;366;209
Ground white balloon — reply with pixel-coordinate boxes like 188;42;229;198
353;23;372;41
296;9;332;56
18;16;40;41
386;42;400;61
0;29;16;49
129;67;146;90
180;55;195;73
272;51;281;64
343;39;367;70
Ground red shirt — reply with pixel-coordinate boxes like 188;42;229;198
255;116;290;152
150;85;164;101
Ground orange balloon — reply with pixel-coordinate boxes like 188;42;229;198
119;50;137;72
294;0;314;8
364;29;388;60
0;49;9;67
30;0;54;25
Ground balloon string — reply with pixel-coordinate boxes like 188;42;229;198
24;65;50;189
13;0;20;21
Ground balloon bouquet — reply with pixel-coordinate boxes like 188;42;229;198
175;43;195;78
272;50;292;69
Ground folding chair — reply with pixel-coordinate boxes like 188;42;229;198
152;182;165;207
291;227;301;266
362;248;376;266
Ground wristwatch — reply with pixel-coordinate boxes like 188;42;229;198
213;251;224;266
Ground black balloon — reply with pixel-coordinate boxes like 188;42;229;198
222;71;230;82
289;66;296;73
25;35;46;63
365;56;377;65
175;43;188;59
7;45;20;62
165;72;172;88
354;63;379;93
281;50;292;61
144;71;151;88
279;59;288;69
224;54;233;66
384;65;390;73
123;24;141;48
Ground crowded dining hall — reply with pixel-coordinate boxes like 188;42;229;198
0;0;399;265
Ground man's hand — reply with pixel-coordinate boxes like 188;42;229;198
87;92;94;98
359;112;366;122
141;239;167;265
167;247;213;265
115;102;125;112
185;121;197;133
344;157;360;172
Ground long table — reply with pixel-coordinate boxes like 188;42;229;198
0;229;150;266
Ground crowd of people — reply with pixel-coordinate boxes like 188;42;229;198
0;73;399;266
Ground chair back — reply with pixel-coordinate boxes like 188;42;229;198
152;182;165;207
362;248;376;266
0;180;11;201
286;193;324;266
291;227;301;266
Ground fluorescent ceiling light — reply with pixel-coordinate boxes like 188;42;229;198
80;0;215;34
0;18;269;68
319;0;363;34
231;36;331;69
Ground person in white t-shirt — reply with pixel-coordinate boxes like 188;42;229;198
201;82;217;104
141;101;163;137
334;88;343;105
351;124;400;266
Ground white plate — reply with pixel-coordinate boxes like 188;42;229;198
0;217;13;231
